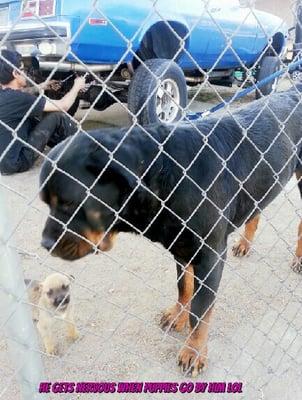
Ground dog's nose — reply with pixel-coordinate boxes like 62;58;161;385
54;294;70;308
41;236;56;251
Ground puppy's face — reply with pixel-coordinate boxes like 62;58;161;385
39;139;129;261
41;273;72;311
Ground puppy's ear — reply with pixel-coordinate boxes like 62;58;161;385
38;282;44;293
25;279;42;294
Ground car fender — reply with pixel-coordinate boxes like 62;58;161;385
254;10;288;57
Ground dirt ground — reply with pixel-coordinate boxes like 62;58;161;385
0;80;301;400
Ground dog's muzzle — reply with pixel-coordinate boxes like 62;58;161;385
54;294;70;308
42;229;118;260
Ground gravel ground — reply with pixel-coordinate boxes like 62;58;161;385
0;80;301;400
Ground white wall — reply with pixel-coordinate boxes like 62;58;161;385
256;0;295;26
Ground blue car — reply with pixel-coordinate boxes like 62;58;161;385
0;0;288;124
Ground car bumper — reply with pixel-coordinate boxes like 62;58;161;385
0;22;70;58
0;22;117;73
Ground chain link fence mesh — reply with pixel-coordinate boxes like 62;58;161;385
0;0;301;399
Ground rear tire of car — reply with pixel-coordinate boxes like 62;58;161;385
128;58;187;125
255;56;281;99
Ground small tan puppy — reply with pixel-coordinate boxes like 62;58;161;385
26;273;79;355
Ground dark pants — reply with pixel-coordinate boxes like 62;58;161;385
18;112;77;173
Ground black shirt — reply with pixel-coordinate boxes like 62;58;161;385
0;88;46;173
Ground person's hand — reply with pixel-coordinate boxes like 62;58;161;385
40;80;61;91
73;76;86;92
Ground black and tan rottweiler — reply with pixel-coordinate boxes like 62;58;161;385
40;85;302;377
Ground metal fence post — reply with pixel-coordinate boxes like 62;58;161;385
0;178;44;400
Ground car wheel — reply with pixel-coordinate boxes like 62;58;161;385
255;56;281;99
128;58;187;125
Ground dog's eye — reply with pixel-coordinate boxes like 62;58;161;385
47;289;53;296
62;284;69;290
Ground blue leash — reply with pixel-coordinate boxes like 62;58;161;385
187;58;302;120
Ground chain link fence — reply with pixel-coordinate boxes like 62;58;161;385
0;0;301;399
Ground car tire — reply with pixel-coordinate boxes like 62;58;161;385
128;58;187;125
255;56;281;99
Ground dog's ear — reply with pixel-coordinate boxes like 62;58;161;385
88;157;137;190
86;145;140;190
25;279;42;294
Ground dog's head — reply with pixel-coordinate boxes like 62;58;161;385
39;132;145;260
40;273;73;311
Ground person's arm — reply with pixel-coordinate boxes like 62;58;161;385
43;76;86;112
23;80;61;95
23;85;39;95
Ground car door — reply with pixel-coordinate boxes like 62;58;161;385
207;0;259;68
176;0;215;70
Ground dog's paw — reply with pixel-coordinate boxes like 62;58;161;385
160;304;188;333
67;325;80;342
232;240;250;257
178;347;208;377
291;256;302;273
45;344;58;356
69;329;80;342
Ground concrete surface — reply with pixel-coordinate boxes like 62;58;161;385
0;79;301;400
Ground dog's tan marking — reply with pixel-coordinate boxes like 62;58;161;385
160;265;194;332
292;220;302;273
77;231;102;257
232;214;260;257
178;306;214;377
86;210;102;222
49;194;58;208
77;230;118;257
85;230;118;251
83;230;103;245
291;171;302;273
295;220;302;258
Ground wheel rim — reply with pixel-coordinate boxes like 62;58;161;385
155;79;180;123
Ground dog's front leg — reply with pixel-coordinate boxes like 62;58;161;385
232;214;260;257
160;262;194;332
37;318;57;355
292;220;302;273
292;170;302;273
178;243;226;377
65;307;79;342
